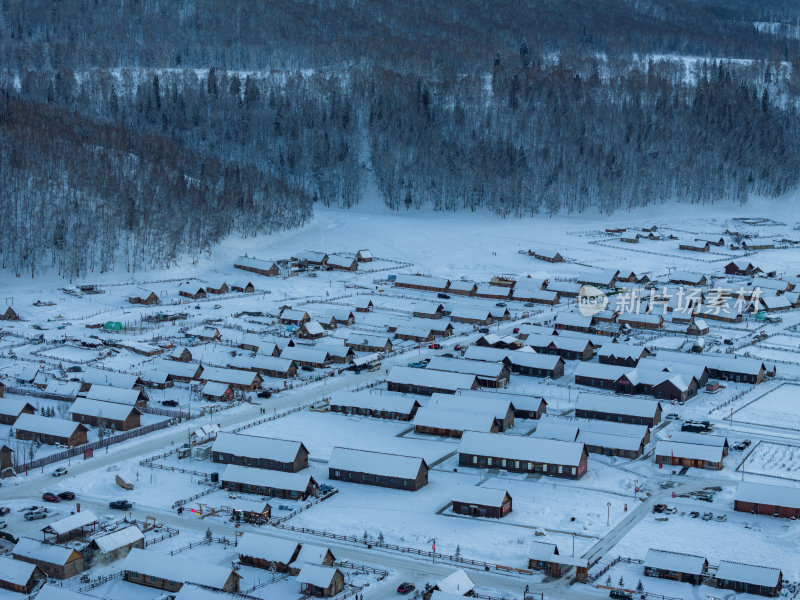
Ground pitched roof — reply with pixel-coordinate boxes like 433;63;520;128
459;432;585;466
70;398;139;421
202;381;231;397
328;391;419;415
426;357;507;379
735;481;800;509
81;368;138;389
297;564;341;588
0;397;35;418
237;533;300;563
83;384;141;406
429;392;513;420
0;556;38;586
200;367;260;386
13;538;77;565
715;560;781;588
27;585;94;600
434;569;475;595
91;525;144;553
453;487;509;506
123;548;238;589
329;447;426;479
13;414;87;438
387;366;479;392
212;432;305;463
575;393;660;419
413;407;498;433
644;549;707;575
654;440;723;462
44;510;98;535
220;464;314;493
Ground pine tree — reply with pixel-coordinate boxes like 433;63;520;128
454;545;461;559
377;531;384;545
205;527;213;541
618;575;625;587
636;579;644;592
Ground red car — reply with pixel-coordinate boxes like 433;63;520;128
42;492;61;503
428;343;441;349
513;327;520;334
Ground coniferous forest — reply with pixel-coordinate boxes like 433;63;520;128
3;0;800;277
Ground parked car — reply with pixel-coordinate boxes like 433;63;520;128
437;293;450;299
0;520;7;529
652;504;666;514
478;327;490;333
428;343;441;349
23;506;47;513
524;302;536;307
109;500;133;510
0;507;9;516
301;365;314;372
257;391;272;399
453;344;463;351
42;492;61;503
702;512;713;521
52;467;68;477
441;353;454;358
24;511;48;521
664;505;677;514
513;327;520;334
716;514;727;522
495;302;507;307
58;491;76;500
213;304;221;309
397;583;416;594
689;511;700;518
665;413;680;420
162;399;179;407
66;365;83;373
609;590;633;600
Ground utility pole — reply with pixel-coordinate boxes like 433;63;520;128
427;537;436;564
607;502;611;526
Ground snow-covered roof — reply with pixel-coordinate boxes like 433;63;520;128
345;333;391;348
644;549;707;575
668;271;707;284
528;541;558;561
202;381;231;397
13;414;86;438
448;280;477;292
200;366;260;386
413;407;497;433
123;548;238;589
91;525;143;554
426;357;507;379
280;346;330;364
449;306;492;320
669;431;727;447
297;564;341;588
292;544;333;568
463;346;513;362
83;384;141;406
13;538;77;565
578;430;643;451
395;274;450;289
387;366;479;392
328;391;419;414
654;440;723;462
451;389;545;411
212;432;305;463
452;486;509;506
434;569;474;595
326;254;357;268
44;510;98;535
555;312;593;328
512;288;558;302
652;351;765;376
715;560;781;588
573;362;633;381
429;392;512;420
459;432;585;466
174;583;262;600
45;381;81;398
329;447;426;479
220;464;313;493
154;359;202;379
596;343;648;361
760;294;792;310
302;320;325;335
228;355;295;373
751;276;792;291
735;481;800;509
237;533;300;563
576;393;660;419
532;416;579;440
0;397;34;417
140;369;170;384
0;556;38;586
475;283;511;297
506;352;562;370
280;309;309;321
70;398;139;421
576;269;619;286
81;368;138;389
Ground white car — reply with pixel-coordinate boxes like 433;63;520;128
52;467;68;477
665;413;680;420
0;520;7;529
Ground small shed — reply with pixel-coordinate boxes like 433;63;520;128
297;565;345;598
452;487;512;518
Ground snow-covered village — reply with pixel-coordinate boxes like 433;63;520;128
2;203;800;600
5;2;800;600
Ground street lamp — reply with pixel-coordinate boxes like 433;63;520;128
523;584;529;600
634;479;639;501
607;502;611;526
427;537;436;564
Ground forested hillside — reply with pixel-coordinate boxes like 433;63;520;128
2;0;800;276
